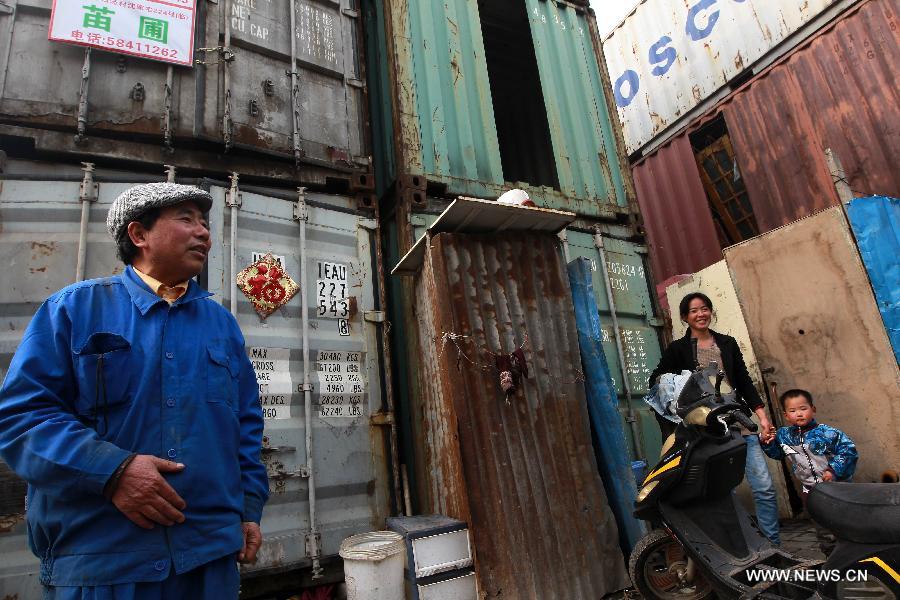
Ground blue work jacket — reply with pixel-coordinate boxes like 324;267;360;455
0;266;268;586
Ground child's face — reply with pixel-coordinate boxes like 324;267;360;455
783;396;815;427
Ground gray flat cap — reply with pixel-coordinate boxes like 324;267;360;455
107;183;213;242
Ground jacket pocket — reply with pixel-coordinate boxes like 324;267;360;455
73;332;135;429
207;346;239;409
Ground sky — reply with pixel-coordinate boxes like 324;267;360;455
589;0;641;38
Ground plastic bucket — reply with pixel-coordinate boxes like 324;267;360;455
339;531;405;600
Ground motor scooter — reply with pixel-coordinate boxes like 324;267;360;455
629;357;900;599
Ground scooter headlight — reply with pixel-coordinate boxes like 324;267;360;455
636;480;659;503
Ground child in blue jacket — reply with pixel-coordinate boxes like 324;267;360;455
761;389;858;493
761;389;858;555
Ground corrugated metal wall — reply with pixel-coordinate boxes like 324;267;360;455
412;231;629;599
632;135;722;285
723;0;900;231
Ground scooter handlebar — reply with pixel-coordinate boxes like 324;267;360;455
732;411;758;432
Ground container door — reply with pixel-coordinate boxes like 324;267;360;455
205;186;390;573
565;229;665;462
525;0;627;207
0;1;195;140
216;0;367;164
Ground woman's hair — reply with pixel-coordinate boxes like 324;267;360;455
779;388;815;409
678;292;714;319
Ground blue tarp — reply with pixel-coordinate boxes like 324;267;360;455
567;258;645;553
846;196;900;364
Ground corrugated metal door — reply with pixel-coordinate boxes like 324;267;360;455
526;0;627;208
401;0;504;187
0;177;390;594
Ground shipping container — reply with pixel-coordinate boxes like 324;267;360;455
724;206;900;485
393;201;630;597
629;0;899;288
0;160;393;598
603;0;856;154
664;261;794;519
722;0;900;231
362;0;632;218
0;0;372;188
632;134;722;288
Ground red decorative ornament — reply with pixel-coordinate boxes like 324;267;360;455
236;253;299;319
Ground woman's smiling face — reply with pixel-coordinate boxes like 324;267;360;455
684;297;712;333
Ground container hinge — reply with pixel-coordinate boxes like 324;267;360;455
341;8;359;18
271;467;308;480
634;245;649;255
625;414;638;424
364;310;385;323
293;187;309;222
164;164;176;183
370;412;394;426
346;78;365;89
0;3;14;15
226;172;242;208
194;46;234;66
358;217;377;231
79;162;98;203
306;531;322;564
647;317;665;328
261;445;297;454
297;383;313;393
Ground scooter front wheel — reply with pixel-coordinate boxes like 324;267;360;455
629;529;715;600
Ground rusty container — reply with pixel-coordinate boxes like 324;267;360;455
0;0;372;189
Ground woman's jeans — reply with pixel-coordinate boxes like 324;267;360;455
744;434;781;545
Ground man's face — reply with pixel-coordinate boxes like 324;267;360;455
130;201;211;283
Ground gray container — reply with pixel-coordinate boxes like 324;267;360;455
0;0;368;170
0;163;391;596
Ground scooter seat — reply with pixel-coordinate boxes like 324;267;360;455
807;483;900;544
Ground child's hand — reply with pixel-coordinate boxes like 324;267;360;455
759;427;776;444
822;470;835;482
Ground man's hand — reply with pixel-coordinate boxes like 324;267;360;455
238;522;262;564
755;408;776;444
111;455;187;529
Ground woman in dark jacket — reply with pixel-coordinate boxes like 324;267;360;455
648;292;781;545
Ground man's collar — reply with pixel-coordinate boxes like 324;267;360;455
132;266;189;299
121;265;213;315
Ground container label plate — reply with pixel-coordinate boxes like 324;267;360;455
49;0;196;67
250;347;296;420
316;351;366;419
316;261;350;319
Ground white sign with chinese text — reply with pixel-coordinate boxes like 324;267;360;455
49;0;196;67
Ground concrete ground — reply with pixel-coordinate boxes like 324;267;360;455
611;519;825;599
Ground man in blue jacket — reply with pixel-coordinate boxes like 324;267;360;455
0;183;269;599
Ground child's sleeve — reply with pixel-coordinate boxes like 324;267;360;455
761;429;786;460
826;426;858;480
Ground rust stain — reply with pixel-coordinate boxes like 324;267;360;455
29;266;47;273
30;241;56;257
